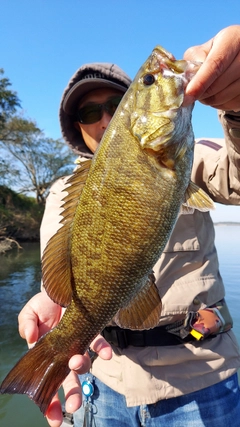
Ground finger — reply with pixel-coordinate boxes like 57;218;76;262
68;335;112;372
91;334;112;359
68;334;112;374
200;93;240;111
185;26;240;99
63;371;82;413
45;394;63;427
18;308;39;345
184;43;210;63
199;56;240;103
69;353;91;373
185;41;229;99
199;79;240;107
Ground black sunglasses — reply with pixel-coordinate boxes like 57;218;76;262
76;96;122;124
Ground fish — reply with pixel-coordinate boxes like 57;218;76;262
0;45;214;415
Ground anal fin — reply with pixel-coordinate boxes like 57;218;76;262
115;273;162;330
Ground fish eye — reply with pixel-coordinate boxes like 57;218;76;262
143;74;155;85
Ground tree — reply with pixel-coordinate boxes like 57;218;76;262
0;116;76;204
0;68;20;132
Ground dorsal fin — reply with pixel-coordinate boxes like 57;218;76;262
42;160;91;306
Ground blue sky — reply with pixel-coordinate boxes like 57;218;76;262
1;0;240;221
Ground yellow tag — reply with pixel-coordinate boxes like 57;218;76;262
190;329;204;340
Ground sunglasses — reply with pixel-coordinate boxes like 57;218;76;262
76;96;122;124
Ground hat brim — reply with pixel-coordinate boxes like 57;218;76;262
63;79;128;115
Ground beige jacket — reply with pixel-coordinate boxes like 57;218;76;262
40;110;240;405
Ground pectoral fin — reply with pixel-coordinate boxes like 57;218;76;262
42;160;91;306
183;181;215;213
115;273;162;330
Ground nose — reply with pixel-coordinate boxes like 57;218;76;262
100;111;112;129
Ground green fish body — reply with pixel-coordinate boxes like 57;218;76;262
0;46;214;414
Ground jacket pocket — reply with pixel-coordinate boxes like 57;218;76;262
163;212;200;253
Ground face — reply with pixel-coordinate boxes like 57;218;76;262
74;88;123;154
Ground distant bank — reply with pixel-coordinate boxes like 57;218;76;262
214;222;240;226
0;185;44;253
1;185;239;254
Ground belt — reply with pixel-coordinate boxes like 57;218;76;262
101;326;193;349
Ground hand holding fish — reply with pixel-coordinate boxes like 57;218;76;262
184;25;240;111
18;290;62;345
18;291;112;427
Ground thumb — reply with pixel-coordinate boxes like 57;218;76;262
182;41;212;102
183;40;212;63
18;311;39;346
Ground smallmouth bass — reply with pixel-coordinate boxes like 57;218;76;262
0;46;214;414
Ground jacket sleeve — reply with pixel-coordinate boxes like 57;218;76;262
191;110;240;204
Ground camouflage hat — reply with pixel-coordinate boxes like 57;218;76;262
59;63;131;157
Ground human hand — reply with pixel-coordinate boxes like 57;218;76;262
184;25;240;111
45;334;112;427
18;291;112;427
18;290;62;345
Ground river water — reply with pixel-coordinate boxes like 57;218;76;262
0;243;46;426
0;226;240;427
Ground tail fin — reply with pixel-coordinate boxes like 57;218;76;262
0;334;70;415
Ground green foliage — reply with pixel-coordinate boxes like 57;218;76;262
0;68;20;131
1;185;37;211
0;69;75;240
0;115;76;203
0;185;44;240
0;69;76;204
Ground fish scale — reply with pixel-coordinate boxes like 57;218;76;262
0;45;214;415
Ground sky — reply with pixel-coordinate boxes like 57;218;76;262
1;0;240;222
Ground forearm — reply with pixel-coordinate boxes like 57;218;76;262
191;110;240;204
218;110;240;200
218;110;240;158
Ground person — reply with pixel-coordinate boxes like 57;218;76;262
18;25;240;427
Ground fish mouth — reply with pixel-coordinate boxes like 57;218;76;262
151;45;202;88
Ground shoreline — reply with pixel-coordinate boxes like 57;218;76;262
214;222;240;226
1;223;240;255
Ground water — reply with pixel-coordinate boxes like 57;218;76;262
0;243;47;427
214;225;240;345
0;228;240;427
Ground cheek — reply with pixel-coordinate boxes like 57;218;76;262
80;124;96;140
80;125;99;153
